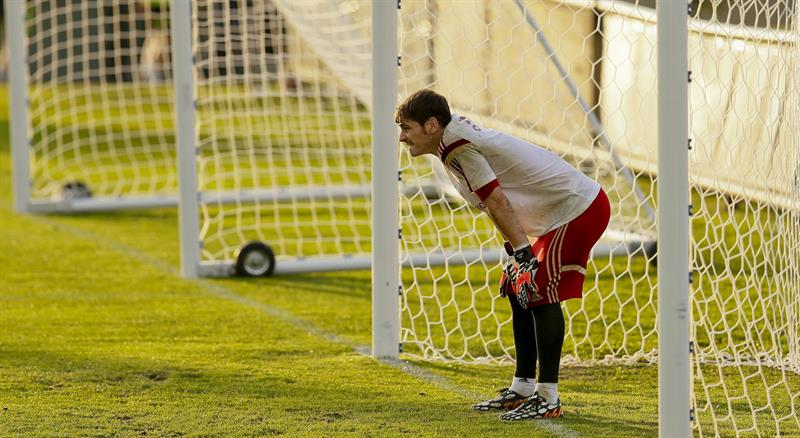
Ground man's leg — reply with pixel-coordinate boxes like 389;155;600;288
500;302;565;421
532;302;565;403
471;292;537;411
511;292;538;382
509;293;538;397
501;191;609;421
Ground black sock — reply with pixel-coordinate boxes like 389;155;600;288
532;303;565;383
509;294;537;378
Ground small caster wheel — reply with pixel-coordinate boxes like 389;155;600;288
62;180;92;199
234;241;275;277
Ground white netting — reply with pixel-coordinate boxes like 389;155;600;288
184;0;656;361
20;0;799;434
25;0;174;204
397;0;799;435
398;0;658;366
169;0;799;433
190;0;373;264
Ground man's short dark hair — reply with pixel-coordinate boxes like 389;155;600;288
395;89;451;128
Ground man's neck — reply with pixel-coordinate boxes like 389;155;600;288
430;130;445;155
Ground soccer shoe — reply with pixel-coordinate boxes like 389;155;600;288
471;388;529;412
499;393;563;420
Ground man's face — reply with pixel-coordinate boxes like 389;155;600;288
398;118;439;156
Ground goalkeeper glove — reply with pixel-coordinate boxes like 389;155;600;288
500;242;541;308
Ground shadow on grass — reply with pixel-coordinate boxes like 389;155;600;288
217;270;373;301
404;358;661;436
0;346;561;437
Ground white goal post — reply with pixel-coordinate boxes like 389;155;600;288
657;2;689;434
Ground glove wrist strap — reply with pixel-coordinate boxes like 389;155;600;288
513;245;535;264
513;242;531;252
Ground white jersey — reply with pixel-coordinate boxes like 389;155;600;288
439;114;601;237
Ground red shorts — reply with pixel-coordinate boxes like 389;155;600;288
528;189;610;307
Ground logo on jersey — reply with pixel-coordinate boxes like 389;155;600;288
459;116;482;131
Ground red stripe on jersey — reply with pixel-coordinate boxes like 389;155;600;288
450;159;473;191
475;179;499;201
440;139;470;162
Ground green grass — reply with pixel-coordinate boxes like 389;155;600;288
0;149;661;437
2;83;799;436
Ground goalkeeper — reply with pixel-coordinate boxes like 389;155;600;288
395;89;610;421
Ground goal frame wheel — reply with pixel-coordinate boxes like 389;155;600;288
62;180;92;200
234;241;276;277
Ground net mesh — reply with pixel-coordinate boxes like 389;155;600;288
210;1;655;366
25;0;798;434
398;0;658;365
190;0;372;263
396;0;800;435
25;0;174;203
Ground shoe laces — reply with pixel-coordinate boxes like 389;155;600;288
519;392;545;408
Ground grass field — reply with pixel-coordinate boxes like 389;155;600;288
3;83;799;437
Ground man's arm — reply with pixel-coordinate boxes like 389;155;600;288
484;184;540;306
448;145;538;303
482;185;529;249
442;143;529;248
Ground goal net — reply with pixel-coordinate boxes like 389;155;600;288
13;1;175;212
397;0;657;366
168;0;798;435
395;0;798;435
182;0;374;276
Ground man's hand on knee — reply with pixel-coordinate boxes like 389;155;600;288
502;242;541;307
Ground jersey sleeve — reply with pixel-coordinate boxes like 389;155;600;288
443;143;499;201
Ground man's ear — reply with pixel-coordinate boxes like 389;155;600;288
424;117;440;134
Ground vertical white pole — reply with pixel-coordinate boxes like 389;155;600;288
657;2;690;437
371;0;400;359
171;0;200;278
5;0;30;213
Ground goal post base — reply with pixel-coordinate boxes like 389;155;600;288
28;195;180;214
194;231;654;277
